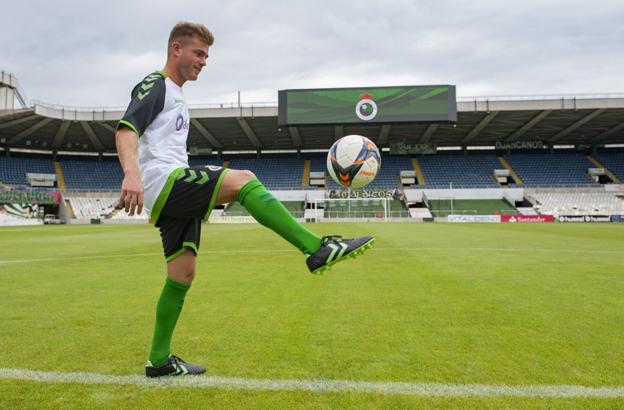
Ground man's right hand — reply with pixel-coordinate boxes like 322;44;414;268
119;172;144;216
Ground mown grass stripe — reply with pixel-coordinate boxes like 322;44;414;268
0;246;621;265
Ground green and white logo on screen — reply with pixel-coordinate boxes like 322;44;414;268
355;93;378;121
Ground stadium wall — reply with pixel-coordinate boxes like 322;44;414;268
405;188;524;202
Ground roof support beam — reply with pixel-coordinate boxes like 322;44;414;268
419;124;439;143
288;126;303;148
236;117;262;149
593;122;624;143
52;121;71;148
504;110;551;142
7;117;54;144
334;125;344;141
191;119;223;149
80;121;104;150
461;112;498;144
97;122;117;135
0;114;39;130
549;109;606;143
0;108;33;120
376;125;391;146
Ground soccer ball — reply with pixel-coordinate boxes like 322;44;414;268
327;135;381;188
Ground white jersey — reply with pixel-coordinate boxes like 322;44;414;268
118;71;189;221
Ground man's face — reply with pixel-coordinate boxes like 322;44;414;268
172;36;209;82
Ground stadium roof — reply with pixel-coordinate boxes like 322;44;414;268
0;94;623;153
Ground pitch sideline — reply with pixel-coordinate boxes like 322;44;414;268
1;368;623;398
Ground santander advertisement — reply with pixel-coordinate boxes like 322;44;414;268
501;215;555;223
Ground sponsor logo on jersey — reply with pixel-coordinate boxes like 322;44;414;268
206;165;223;171
175;114;189;131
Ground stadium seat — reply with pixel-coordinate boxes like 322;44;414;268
594;150;624;180
0;154;55;185
416;152;501;188
227;157;304;190
504;152;597;187
528;190;624;216
309;154;412;190
60;157;123;191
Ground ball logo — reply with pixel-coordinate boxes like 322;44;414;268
355;93;378;121
175;114;189;131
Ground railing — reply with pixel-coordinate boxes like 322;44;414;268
418;183;606;189
457;93;624;102
29;93;624;113
32;100;277;112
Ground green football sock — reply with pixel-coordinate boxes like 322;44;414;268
148;278;190;366
237;178;322;255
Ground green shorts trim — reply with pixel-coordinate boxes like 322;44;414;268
166;241;198;263
150;167;186;225
203;168;229;221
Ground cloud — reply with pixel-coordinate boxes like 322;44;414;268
2;0;623;107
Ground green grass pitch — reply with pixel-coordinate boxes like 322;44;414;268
1;222;623;409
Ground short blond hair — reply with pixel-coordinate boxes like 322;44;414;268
168;22;214;47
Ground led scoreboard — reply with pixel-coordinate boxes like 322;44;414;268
278;85;456;127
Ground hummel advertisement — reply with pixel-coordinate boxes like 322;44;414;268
558;215;612;223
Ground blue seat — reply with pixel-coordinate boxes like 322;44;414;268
416;152;501;188
0;155;55;185
311;154;412;190
505;152;597;187
594;150;624;180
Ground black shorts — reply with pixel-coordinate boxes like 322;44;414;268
155;165;228;262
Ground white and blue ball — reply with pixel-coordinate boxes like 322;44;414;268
327;134;381;188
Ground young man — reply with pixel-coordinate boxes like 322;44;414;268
116;22;374;378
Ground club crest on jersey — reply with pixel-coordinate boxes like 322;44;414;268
175;114;189;131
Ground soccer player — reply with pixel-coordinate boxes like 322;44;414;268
116;22;374;377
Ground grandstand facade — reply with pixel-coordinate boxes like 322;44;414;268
1;94;624;153
1;79;623;224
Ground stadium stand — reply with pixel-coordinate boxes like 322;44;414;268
415;152;502;188
224;201;305;217
227;157;304;190
314;199;408;219
0;191;56;205
0;211;41;226
594;150;624;180
67;196;148;220
310;154;412;190
368;155;413;189
0;154;55;186
68;197;117;219
188;157;224;168
427;199;517;217
60;157;123;191
2;151;623;192
526;190;624;216
504;152;597;187
60;156;224;192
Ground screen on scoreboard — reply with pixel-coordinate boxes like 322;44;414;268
278;85;456;126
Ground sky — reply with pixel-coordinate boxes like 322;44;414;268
1;0;623;108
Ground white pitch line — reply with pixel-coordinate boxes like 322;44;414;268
0;246;621;265
1;368;623;398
